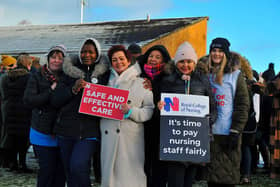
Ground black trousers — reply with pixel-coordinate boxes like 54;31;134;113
167;162;197;187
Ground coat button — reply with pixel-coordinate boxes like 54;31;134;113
116;129;120;133
105;130;108;134
127;100;131;104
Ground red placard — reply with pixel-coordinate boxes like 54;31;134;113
79;83;129;120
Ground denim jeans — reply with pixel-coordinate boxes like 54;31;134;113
57;136;97;187
241;145;252;177
33;145;65;187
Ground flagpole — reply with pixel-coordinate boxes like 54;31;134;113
81;0;84;24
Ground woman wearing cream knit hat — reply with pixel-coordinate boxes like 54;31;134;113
157;42;217;187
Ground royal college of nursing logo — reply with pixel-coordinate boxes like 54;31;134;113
164;97;179;112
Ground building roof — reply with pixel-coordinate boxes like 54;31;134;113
0;17;207;55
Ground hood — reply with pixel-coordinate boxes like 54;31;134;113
78;38;102;64
197;52;240;75
140;45;171;65
197;52;254;80
7;68;29;79
231;51;253;80
63;54;109;81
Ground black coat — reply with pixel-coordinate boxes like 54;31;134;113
159;66;217;125
23;69;61;135
52;57;108;139
0;68;32;137
137;61;167;162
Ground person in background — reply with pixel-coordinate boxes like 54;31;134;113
238;56;262;185
200;37;249;187
269;72;280;179
262;63;275;83
0;55;17;168
256;82;274;173
99;45;154;187
51;38;108;187
23;45;67;187
0;54;33;173
157;42;216;187
127;43;142;64
137;44;171;187
30;56;41;70
0;55;17;73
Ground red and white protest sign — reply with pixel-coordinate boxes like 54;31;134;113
79;83;129;120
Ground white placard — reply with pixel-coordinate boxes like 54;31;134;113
160;93;209;117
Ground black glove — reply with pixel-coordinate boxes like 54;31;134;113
228;132;239;150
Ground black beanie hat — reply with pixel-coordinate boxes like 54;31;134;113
210;37;231;58
128;43;142;54
142;45;171;64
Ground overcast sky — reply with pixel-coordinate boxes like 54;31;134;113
0;0;279;73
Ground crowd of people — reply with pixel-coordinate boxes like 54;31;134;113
0;37;279;187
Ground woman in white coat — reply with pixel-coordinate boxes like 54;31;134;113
99;45;154;187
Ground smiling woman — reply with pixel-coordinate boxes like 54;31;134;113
99;45;154;187
23;45;67;187
157;41;217;187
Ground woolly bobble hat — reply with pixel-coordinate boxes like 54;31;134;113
209;37;231;58
0;55;17;66
48;44;67;57
174;42;198;64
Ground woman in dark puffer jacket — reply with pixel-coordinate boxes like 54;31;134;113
158;42;217;187
24;45;67;187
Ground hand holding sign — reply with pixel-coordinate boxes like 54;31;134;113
160;93;210;163
79;83;129;120
157;100;165;110
120;103;131;114
72;79;87;94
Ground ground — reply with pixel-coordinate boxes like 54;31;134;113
0;149;280;187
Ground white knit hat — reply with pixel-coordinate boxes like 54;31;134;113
174;42;198;64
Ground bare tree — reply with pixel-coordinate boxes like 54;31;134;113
17;20;32;25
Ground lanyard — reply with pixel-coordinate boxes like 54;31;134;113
182;74;191;95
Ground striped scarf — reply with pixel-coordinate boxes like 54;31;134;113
144;63;164;80
42;64;57;83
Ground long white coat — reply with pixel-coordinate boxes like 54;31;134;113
100;64;154;187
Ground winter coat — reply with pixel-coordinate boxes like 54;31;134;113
0;67;32;148
52;38;109;138
262;67;275;83
242;80;258;145
270;91;280;179
239;54;259;145
137;46;172;164
23;61;67;135
100;64;154;187
198;53;250;184
159;62;217;125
